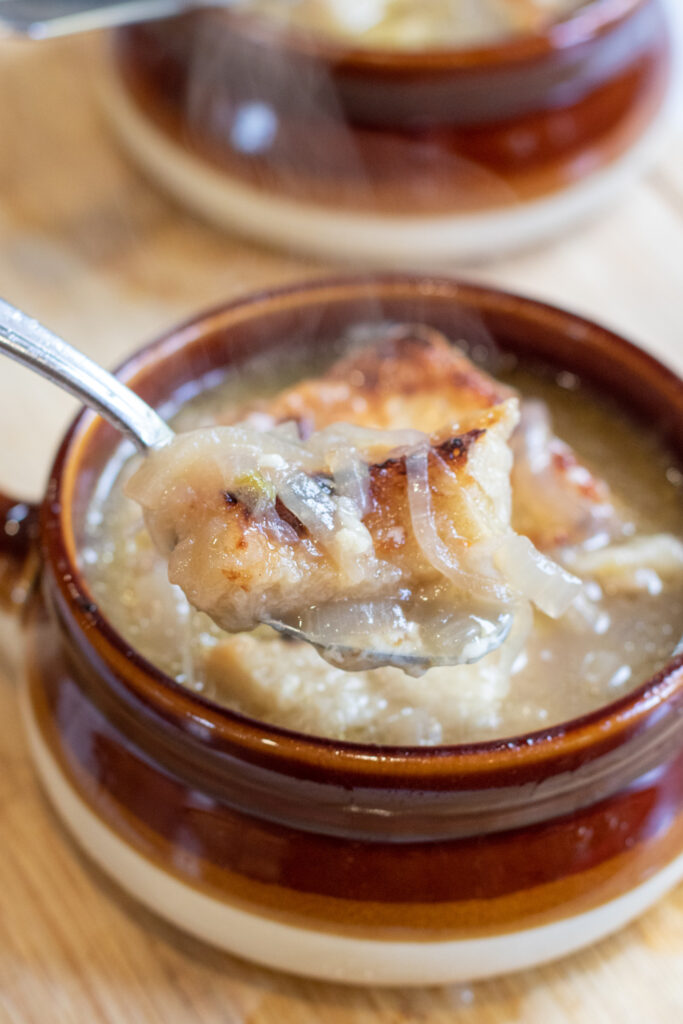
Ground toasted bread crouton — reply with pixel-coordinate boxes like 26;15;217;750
127;400;520;635
230;328;618;551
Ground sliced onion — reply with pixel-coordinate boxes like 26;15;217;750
512;401;553;474
569;533;683;581
325;447;371;514
405;447;512;604
216;422;431;524
236;425;320;473
308;422;427;460
511;401;618;546
306;422;432;517
276;473;338;540
494;534;581;619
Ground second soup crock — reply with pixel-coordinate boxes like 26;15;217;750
105;0;680;261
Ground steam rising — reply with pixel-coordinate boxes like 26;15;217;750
180;0;530;235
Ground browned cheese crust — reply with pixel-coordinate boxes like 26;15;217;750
229;326;513;436
231;325;616;551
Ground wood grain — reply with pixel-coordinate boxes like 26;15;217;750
0;32;681;1024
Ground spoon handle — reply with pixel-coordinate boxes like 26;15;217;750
0;299;174;451
0;1;209;39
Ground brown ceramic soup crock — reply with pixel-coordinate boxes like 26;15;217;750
105;1;677;261
3;277;682;985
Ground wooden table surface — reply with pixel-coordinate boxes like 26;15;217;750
0;33;682;1024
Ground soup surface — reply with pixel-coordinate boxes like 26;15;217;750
247;0;588;50
81;336;683;746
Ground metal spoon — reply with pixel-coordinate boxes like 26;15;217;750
0;0;266;40
0;298;512;672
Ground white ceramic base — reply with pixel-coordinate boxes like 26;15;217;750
23;688;683;986
102;1;683;266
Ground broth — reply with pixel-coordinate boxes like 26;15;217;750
81;346;683;746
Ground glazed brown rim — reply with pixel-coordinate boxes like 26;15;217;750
44;274;683;779
223;0;645;71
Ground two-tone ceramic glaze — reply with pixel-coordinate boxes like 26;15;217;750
104;0;680;261
3;278;683;985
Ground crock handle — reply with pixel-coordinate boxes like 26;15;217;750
0;493;40;613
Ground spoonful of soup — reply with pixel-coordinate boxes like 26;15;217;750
0;299;580;674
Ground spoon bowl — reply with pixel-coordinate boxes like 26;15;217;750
265;609;515;676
